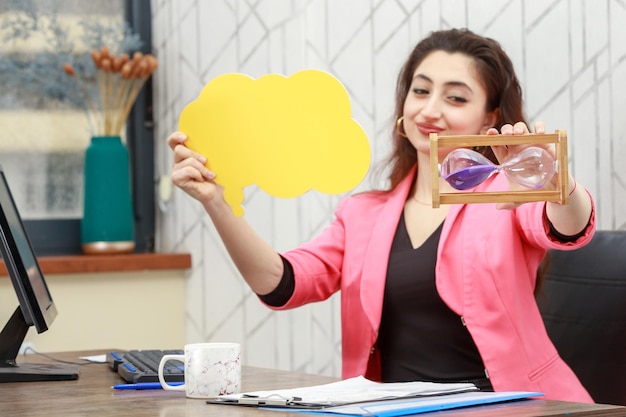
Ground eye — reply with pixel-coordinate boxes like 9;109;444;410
412;87;429;95
448;95;468;104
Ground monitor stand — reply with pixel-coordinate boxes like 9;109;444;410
0;308;79;382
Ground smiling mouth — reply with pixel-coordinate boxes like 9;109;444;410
417;123;443;135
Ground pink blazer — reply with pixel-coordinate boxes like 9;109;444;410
276;168;596;403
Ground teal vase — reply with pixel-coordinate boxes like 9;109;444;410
81;136;135;254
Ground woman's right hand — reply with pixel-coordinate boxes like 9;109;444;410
168;133;285;295
168;131;220;205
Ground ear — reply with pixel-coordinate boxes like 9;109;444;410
479;108;499;134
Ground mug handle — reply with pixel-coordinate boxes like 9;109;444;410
158;354;186;391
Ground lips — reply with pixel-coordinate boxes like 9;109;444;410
416;122;444;136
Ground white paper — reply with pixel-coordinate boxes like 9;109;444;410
217;375;477;406
79;354;107;363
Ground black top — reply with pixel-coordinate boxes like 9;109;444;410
377;215;490;388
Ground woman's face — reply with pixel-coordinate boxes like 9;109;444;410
402;50;497;154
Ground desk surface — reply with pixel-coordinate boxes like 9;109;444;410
2;350;624;417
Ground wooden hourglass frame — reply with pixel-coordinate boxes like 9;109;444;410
430;130;569;208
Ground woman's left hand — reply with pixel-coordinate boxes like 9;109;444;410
486;121;548;164
486;122;592;236
486;121;552;210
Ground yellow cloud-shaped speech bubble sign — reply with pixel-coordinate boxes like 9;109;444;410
178;70;371;216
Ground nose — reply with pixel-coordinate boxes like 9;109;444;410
421;96;442;120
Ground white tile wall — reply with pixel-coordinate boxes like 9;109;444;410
151;0;626;377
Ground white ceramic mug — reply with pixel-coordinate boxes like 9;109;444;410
158;342;241;398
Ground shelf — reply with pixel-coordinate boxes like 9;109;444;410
0;253;192;276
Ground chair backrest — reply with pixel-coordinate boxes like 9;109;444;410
538;230;626;406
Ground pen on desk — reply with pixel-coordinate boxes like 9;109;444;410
112;382;184;390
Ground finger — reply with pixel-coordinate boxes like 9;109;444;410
167;131;187;150
491;144;508;162
168;132;209;167
171;164;206;187
173;153;205;172
170;136;209;168
485;127;500;135
513;122;529;135
172;143;207;165
172;161;217;189
173;155;215;180
533;121;545;134
500;124;514;135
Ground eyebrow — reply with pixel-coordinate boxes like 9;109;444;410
413;74;474;93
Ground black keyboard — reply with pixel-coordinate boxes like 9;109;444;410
107;349;184;383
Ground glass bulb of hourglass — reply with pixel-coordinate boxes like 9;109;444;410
439;146;557;190
439;148;498;190
501;146;556;189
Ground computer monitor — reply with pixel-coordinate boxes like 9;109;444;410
0;167;79;382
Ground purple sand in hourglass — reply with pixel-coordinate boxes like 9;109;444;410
444;165;497;190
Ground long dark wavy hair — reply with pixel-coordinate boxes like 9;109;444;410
383;28;527;190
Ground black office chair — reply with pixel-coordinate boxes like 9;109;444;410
538;230;626;405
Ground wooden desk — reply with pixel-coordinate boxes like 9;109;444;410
2;350;624;417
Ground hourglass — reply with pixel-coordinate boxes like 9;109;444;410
429;131;569;208
440;146;557;191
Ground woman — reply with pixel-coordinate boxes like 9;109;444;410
168;28;595;402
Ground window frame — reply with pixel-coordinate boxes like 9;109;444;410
23;0;155;256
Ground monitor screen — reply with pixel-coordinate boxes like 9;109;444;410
0;168;79;382
0;170;56;332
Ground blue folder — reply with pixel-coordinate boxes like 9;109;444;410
293;390;544;416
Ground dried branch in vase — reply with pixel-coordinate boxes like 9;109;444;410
63;46;158;137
